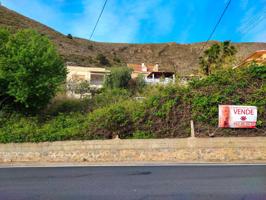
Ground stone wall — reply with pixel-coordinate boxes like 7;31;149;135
0;137;266;164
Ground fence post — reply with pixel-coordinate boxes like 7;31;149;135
190;120;195;138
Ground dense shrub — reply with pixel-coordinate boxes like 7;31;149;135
67;34;73;39
86;103;132;139
89;88;130;110
0;113;88;143
0;65;264;143
104;67;132;89
0;115;39;143
128;74;146;93
38;113;88;141
131;130;153;139
44;97;90;116
96;54;110;66
0;28;66;113
188;65;266;136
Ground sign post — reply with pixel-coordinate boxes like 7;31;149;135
219;105;257;128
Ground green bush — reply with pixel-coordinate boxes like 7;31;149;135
0;28;66;113
96;54;110;66
131;131;153;139
0;64;264;143
90;88;130;110
145;85;179;118
44;98;90;116
128;74;146;94
0;115;39;143
0;113;90;143
87;103;131;138
124;100;146;123
67;34;73;39
38;113;87;141
188;64;266;128
104;67;132;89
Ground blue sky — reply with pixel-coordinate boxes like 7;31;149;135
2;0;266;43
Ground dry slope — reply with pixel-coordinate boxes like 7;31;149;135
1;5;266;75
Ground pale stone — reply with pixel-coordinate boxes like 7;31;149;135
0;137;266;164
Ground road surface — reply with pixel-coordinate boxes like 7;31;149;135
0;165;265;200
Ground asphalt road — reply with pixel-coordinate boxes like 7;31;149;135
0;165;265;200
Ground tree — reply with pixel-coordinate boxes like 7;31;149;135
67;34;73;39
220;40;237;67
128;74;146;94
199;41;237;75
0;28;66;112
96;53;110;66
67;79;91;99
104;67;132;89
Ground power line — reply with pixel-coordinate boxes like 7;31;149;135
200;0;232;54
184;0;232;72
89;0;108;40
206;0;232;43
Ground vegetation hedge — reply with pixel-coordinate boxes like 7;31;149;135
0;65;265;143
188;64;266;136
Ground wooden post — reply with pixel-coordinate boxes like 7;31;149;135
190;120;195;138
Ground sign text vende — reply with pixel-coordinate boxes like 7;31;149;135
219;105;257;128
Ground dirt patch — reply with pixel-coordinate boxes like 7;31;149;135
195;122;266;137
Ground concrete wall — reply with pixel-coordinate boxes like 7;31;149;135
0;137;266;164
66;65;110;98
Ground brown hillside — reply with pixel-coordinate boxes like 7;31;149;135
1;5;266;75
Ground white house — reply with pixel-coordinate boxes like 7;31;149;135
127;63;175;85
66;65;110;98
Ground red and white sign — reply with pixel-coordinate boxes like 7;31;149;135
219;105;257;128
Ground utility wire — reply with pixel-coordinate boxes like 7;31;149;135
184;0;232;72
206;0;232;43
89;0;108;40
200;0;232;54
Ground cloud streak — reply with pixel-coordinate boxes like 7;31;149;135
237;0;266;42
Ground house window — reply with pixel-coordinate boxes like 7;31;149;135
90;74;104;85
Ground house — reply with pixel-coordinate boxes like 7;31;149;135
234;50;266;68
66;65;110;98
127;63;175;85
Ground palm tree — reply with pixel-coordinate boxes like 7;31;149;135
199;41;237;75
220;41;237;68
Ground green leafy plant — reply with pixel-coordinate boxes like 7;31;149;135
104;67;132;89
131;131;153;139
0;28;66;113
199;41;237;75
96;54;110;66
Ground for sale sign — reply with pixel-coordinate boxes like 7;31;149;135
219;105;257;128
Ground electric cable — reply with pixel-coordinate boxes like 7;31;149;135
89;0;108;40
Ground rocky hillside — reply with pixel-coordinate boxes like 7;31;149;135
1;5;266;75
